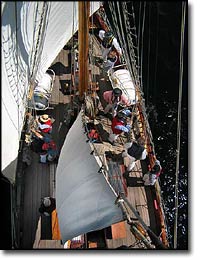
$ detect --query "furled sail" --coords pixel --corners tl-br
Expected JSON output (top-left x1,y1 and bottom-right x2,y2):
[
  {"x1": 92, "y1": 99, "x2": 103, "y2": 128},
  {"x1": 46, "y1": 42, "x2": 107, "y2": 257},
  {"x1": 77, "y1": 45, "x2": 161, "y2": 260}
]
[
  {"x1": 1, "y1": 2, "x2": 100, "y2": 182},
  {"x1": 56, "y1": 111, "x2": 124, "y2": 243}
]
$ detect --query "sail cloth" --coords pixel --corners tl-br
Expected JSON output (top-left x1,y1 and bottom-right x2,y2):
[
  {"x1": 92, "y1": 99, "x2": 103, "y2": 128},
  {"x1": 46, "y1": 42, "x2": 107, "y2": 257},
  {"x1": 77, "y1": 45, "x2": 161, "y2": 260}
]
[
  {"x1": 56, "y1": 111, "x2": 123, "y2": 243},
  {"x1": 1, "y1": 2, "x2": 100, "y2": 182}
]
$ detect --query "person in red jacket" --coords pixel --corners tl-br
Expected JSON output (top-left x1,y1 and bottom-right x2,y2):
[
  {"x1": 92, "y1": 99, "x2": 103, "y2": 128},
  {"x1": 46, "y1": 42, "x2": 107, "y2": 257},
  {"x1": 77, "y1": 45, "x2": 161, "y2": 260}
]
[
  {"x1": 108, "y1": 112, "x2": 131, "y2": 144},
  {"x1": 37, "y1": 114, "x2": 54, "y2": 134}
]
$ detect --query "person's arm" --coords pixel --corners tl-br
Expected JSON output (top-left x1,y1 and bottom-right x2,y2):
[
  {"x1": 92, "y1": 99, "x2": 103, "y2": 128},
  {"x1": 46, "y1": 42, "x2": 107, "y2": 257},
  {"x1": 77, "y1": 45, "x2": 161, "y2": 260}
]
[
  {"x1": 115, "y1": 125, "x2": 130, "y2": 133},
  {"x1": 140, "y1": 149, "x2": 147, "y2": 160},
  {"x1": 98, "y1": 30, "x2": 105, "y2": 41},
  {"x1": 112, "y1": 38, "x2": 122, "y2": 56},
  {"x1": 121, "y1": 94, "x2": 131, "y2": 106},
  {"x1": 122, "y1": 109, "x2": 132, "y2": 116},
  {"x1": 103, "y1": 91, "x2": 112, "y2": 103},
  {"x1": 31, "y1": 128, "x2": 44, "y2": 139},
  {"x1": 38, "y1": 123, "x2": 52, "y2": 130}
]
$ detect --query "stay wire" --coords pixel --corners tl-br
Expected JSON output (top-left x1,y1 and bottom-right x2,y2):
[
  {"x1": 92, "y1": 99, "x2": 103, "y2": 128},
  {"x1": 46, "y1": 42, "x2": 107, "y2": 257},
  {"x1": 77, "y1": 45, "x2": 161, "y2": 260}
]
[
  {"x1": 140, "y1": 2, "x2": 146, "y2": 92},
  {"x1": 146, "y1": 2, "x2": 151, "y2": 106},
  {"x1": 173, "y1": 1, "x2": 186, "y2": 249}
]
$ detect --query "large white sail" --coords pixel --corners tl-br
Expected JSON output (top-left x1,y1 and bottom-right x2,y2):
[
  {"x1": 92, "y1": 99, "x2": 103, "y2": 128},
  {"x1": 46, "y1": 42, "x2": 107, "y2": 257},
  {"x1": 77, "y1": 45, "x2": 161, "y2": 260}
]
[
  {"x1": 1, "y1": 2, "x2": 100, "y2": 183},
  {"x1": 56, "y1": 111, "x2": 123, "y2": 243}
]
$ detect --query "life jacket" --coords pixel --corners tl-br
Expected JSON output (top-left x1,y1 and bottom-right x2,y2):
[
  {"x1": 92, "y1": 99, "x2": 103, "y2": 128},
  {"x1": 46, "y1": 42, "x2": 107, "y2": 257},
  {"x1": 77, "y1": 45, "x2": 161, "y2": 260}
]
[
  {"x1": 111, "y1": 117, "x2": 125, "y2": 134},
  {"x1": 102, "y1": 34, "x2": 114, "y2": 48},
  {"x1": 127, "y1": 142, "x2": 145, "y2": 160}
]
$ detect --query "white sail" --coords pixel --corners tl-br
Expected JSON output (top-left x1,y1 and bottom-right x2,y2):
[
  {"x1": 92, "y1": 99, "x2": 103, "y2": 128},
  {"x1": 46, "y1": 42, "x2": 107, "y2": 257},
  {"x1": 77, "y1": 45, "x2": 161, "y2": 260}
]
[
  {"x1": 56, "y1": 111, "x2": 123, "y2": 243},
  {"x1": 1, "y1": 2, "x2": 100, "y2": 182}
]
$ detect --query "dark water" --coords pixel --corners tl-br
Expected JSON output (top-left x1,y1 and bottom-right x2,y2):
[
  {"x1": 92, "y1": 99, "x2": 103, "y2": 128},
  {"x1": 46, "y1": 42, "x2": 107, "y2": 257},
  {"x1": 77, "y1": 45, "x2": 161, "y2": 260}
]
[{"x1": 104, "y1": 1, "x2": 188, "y2": 249}]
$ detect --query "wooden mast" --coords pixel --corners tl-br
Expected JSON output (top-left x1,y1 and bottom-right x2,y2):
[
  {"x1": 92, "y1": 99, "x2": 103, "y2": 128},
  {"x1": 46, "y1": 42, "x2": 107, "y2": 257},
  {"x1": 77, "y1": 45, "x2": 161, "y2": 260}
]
[{"x1": 78, "y1": 1, "x2": 90, "y2": 97}]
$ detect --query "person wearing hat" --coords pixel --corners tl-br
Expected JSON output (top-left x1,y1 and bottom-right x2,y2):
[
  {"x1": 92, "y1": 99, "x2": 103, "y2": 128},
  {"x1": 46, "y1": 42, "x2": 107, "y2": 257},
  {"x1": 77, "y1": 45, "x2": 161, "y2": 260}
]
[
  {"x1": 37, "y1": 114, "x2": 54, "y2": 134},
  {"x1": 98, "y1": 30, "x2": 122, "y2": 62},
  {"x1": 103, "y1": 88, "x2": 131, "y2": 117},
  {"x1": 108, "y1": 111, "x2": 131, "y2": 144},
  {"x1": 39, "y1": 197, "x2": 56, "y2": 216}
]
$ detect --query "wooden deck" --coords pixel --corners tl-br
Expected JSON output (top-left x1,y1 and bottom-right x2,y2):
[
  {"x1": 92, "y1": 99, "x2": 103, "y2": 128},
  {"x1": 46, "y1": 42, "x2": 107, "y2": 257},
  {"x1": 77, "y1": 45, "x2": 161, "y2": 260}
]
[
  {"x1": 18, "y1": 35, "x2": 159, "y2": 249},
  {"x1": 20, "y1": 46, "x2": 72, "y2": 249}
]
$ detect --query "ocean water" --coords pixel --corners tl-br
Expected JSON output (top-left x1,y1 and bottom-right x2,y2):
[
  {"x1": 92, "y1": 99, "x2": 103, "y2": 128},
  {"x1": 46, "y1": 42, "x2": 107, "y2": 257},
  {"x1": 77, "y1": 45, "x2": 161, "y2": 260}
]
[{"x1": 104, "y1": 1, "x2": 188, "y2": 249}]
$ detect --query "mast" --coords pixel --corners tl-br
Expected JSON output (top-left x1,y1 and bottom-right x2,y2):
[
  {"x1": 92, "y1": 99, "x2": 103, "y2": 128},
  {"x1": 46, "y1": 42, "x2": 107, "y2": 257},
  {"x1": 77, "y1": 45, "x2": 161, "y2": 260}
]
[{"x1": 78, "y1": 1, "x2": 90, "y2": 97}]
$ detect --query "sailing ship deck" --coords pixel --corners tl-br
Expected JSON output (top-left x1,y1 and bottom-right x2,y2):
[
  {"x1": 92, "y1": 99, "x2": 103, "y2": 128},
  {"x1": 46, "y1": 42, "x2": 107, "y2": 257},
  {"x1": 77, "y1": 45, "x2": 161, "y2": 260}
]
[{"x1": 19, "y1": 35, "x2": 159, "y2": 249}]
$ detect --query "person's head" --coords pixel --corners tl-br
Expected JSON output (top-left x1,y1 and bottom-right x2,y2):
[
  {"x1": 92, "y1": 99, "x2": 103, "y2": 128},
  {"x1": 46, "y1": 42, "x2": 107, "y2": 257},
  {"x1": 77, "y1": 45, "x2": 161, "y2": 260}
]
[
  {"x1": 43, "y1": 197, "x2": 51, "y2": 207},
  {"x1": 39, "y1": 114, "x2": 50, "y2": 123},
  {"x1": 113, "y1": 88, "x2": 122, "y2": 98},
  {"x1": 137, "y1": 136, "x2": 145, "y2": 146},
  {"x1": 116, "y1": 112, "x2": 126, "y2": 122},
  {"x1": 108, "y1": 50, "x2": 117, "y2": 57},
  {"x1": 104, "y1": 31, "x2": 113, "y2": 39}
]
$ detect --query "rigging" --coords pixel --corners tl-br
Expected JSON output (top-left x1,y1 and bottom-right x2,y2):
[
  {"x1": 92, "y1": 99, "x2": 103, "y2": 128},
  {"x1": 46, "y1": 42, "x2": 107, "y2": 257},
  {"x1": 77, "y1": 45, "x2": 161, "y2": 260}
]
[{"x1": 173, "y1": 1, "x2": 186, "y2": 249}]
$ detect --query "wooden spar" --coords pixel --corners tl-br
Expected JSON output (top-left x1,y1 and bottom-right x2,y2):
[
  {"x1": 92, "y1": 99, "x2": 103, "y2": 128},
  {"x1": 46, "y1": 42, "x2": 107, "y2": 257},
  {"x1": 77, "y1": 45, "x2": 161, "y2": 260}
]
[{"x1": 78, "y1": 1, "x2": 90, "y2": 97}]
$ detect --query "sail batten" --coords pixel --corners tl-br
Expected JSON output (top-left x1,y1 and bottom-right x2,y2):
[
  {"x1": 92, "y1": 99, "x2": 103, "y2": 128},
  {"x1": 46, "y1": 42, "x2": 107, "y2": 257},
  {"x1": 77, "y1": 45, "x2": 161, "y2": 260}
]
[{"x1": 56, "y1": 111, "x2": 123, "y2": 243}]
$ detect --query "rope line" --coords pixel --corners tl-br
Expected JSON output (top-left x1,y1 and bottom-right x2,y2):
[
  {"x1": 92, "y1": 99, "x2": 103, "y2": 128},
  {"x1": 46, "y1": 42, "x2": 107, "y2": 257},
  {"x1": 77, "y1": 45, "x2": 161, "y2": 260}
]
[{"x1": 173, "y1": 1, "x2": 186, "y2": 249}]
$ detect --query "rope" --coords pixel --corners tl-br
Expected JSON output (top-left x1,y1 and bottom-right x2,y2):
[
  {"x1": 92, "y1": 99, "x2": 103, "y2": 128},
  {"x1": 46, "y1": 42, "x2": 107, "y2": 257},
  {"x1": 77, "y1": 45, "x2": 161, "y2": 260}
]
[
  {"x1": 76, "y1": 4, "x2": 169, "y2": 247},
  {"x1": 120, "y1": 194, "x2": 167, "y2": 249},
  {"x1": 153, "y1": 3, "x2": 159, "y2": 103},
  {"x1": 81, "y1": 111, "x2": 119, "y2": 198},
  {"x1": 2, "y1": 3, "x2": 29, "y2": 134},
  {"x1": 173, "y1": 1, "x2": 186, "y2": 249},
  {"x1": 27, "y1": 2, "x2": 50, "y2": 118},
  {"x1": 137, "y1": 2, "x2": 142, "y2": 79},
  {"x1": 146, "y1": 3, "x2": 151, "y2": 106},
  {"x1": 140, "y1": 2, "x2": 146, "y2": 91},
  {"x1": 30, "y1": 2, "x2": 49, "y2": 81},
  {"x1": 105, "y1": 2, "x2": 156, "y2": 155},
  {"x1": 14, "y1": 2, "x2": 20, "y2": 138},
  {"x1": 81, "y1": 109, "x2": 167, "y2": 248}
]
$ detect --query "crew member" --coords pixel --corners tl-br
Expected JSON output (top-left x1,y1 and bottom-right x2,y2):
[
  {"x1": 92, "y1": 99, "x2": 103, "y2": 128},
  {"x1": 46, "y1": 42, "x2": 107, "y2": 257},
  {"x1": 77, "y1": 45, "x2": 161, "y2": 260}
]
[
  {"x1": 103, "y1": 88, "x2": 130, "y2": 117},
  {"x1": 98, "y1": 30, "x2": 122, "y2": 61},
  {"x1": 108, "y1": 112, "x2": 131, "y2": 144}
]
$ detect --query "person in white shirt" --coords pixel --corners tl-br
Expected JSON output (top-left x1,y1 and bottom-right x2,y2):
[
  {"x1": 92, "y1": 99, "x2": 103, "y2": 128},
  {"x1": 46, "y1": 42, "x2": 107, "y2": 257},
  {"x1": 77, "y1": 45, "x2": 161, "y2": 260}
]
[
  {"x1": 122, "y1": 141, "x2": 147, "y2": 171},
  {"x1": 143, "y1": 160, "x2": 162, "y2": 186},
  {"x1": 98, "y1": 30, "x2": 122, "y2": 61}
]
